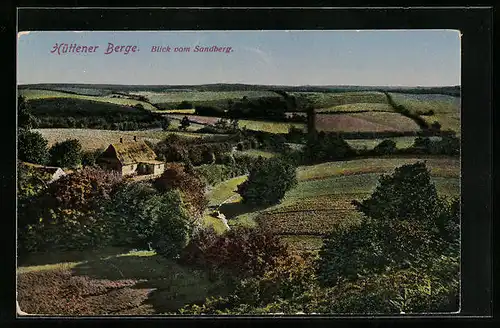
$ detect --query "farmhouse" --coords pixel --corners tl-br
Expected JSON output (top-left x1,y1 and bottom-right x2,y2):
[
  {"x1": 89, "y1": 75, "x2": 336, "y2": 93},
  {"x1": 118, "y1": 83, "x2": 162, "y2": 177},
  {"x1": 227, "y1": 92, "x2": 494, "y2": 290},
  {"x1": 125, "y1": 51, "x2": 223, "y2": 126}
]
[{"x1": 97, "y1": 137, "x2": 165, "y2": 177}]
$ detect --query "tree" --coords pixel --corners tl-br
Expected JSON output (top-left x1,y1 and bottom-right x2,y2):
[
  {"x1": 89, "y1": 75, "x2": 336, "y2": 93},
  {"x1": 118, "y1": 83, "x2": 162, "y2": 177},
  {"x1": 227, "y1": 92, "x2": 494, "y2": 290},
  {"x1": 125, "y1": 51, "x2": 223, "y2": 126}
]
[
  {"x1": 81, "y1": 148, "x2": 103, "y2": 167},
  {"x1": 18, "y1": 96, "x2": 37, "y2": 129},
  {"x1": 161, "y1": 116, "x2": 171, "y2": 131},
  {"x1": 373, "y1": 139, "x2": 397, "y2": 155},
  {"x1": 317, "y1": 162, "x2": 459, "y2": 286},
  {"x1": 180, "y1": 116, "x2": 191, "y2": 130},
  {"x1": 102, "y1": 182, "x2": 191, "y2": 255},
  {"x1": 178, "y1": 101, "x2": 193, "y2": 109},
  {"x1": 237, "y1": 157, "x2": 297, "y2": 206},
  {"x1": 214, "y1": 118, "x2": 229, "y2": 130},
  {"x1": 18, "y1": 129, "x2": 49, "y2": 165},
  {"x1": 49, "y1": 139, "x2": 82, "y2": 168},
  {"x1": 230, "y1": 118, "x2": 240, "y2": 131},
  {"x1": 431, "y1": 121, "x2": 442, "y2": 131},
  {"x1": 19, "y1": 167, "x2": 123, "y2": 252},
  {"x1": 154, "y1": 163, "x2": 208, "y2": 218}
]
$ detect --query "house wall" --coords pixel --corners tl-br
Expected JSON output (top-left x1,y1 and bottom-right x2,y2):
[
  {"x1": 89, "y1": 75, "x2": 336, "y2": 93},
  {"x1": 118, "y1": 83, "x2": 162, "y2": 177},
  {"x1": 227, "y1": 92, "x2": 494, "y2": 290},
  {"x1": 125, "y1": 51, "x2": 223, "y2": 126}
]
[
  {"x1": 153, "y1": 163, "x2": 165, "y2": 175},
  {"x1": 122, "y1": 164, "x2": 138, "y2": 176}
]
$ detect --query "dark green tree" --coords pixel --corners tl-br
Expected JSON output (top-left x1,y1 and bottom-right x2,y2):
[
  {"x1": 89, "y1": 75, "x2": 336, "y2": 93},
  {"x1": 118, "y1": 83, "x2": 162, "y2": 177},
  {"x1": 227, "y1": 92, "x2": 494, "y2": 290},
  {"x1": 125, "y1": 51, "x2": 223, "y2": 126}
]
[
  {"x1": 373, "y1": 139, "x2": 397, "y2": 155},
  {"x1": 49, "y1": 139, "x2": 82, "y2": 168},
  {"x1": 317, "y1": 162, "x2": 459, "y2": 286},
  {"x1": 18, "y1": 96, "x2": 37, "y2": 129},
  {"x1": 237, "y1": 157, "x2": 297, "y2": 206},
  {"x1": 18, "y1": 129, "x2": 49, "y2": 165},
  {"x1": 180, "y1": 116, "x2": 191, "y2": 130}
]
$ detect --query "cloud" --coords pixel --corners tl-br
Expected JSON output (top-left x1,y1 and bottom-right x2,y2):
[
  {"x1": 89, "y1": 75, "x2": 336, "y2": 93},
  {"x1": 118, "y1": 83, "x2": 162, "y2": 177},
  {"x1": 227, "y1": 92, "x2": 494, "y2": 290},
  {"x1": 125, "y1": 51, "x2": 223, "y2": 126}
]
[{"x1": 243, "y1": 46, "x2": 273, "y2": 65}]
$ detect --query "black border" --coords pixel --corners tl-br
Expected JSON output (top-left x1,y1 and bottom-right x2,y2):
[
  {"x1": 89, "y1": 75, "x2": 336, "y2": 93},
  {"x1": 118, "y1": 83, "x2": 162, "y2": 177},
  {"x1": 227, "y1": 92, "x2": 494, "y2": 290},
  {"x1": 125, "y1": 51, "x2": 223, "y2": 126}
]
[{"x1": 2, "y1": 6, "x2": 494, "y2": 327}]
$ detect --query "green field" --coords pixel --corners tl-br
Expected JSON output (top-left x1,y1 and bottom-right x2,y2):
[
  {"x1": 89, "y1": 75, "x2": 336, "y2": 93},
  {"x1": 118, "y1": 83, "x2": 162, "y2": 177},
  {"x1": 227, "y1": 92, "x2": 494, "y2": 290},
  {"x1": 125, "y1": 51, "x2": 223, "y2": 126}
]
[
  {"x1": 291, "y1": 91, "x2": 388, "y2": 108},
  {"x1": 34, "y1": 128, "x2": 219, "y2": 151},
  {"x1": 237, "y1": 149, "x2": 276, "y2": 158},
  {"x1": 345, "y1": 136, "x2": 443, "y2": 150},
  {"x1": 390, "y1": 93, "x2": 461, "y2": 133},
  {"x1": 20, "y1": 89, "x2": 157, "y2": 111},
  {"x1": 129, "y1": 90, "x2": 278, "y2": 104},
  {"x1": 214, "y1": 157, "x2": 460, "y2": 251},
  {"x1": 316, "y1": 102, "x2": 394, "y2": 113}
]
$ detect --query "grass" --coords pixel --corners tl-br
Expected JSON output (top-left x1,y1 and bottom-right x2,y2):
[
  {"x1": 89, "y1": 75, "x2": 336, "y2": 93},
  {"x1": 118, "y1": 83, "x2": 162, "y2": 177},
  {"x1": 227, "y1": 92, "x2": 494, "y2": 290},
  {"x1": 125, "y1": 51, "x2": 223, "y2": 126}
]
[
  {"x1": 202, "y1": 214, "x2": 229, "y2": 234},
  {"x1": 389, "y1": 93, "x2": 461, "y2": 133},
  {"x1": 316, "y1": 102, "x2": 394, "y2": 113},
  {"x1": 213, "y1": 157, "x2": 460, "y2": 251},
  {"x1": 207, "y1": 175, "x2": 247, "y2": 207},
  {"x1": 238, "y1": 119, "x2": 306, "y2": 134},
  {"x1": 291, "y1": 91, "x2": 388, "y2": 108},
  {"x1": 296, "y1": 157, "x2": 460, "y2": 181},
  {"x1": 17, "y1": 247, "x2": 230, "y2": 315},
  {"x1": 165, "y1": 115, "x2": 306, "y2": 134},
  {"x1": 345, "y1": 137, "x2": 421, "y2": 150},
  {"x1": 34, "y1": 128, "x2": 218, "y2": 151},
  {"x1": 237, "y1": 149, "x2": 276, "y2": 158},
  {"x1": 129, "y1": 90, "x2": 277, "y2": 104},
  {"x1": 20, "y1": 89, "x2": 157, "y2": 111}
]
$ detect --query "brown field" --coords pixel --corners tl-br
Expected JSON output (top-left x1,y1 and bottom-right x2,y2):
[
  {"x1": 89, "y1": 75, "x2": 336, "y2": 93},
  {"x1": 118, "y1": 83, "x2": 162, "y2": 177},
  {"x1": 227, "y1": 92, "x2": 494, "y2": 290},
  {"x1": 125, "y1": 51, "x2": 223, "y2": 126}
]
[{"x1": 315, "y1": 112, "x2": 421, "y2": 132}]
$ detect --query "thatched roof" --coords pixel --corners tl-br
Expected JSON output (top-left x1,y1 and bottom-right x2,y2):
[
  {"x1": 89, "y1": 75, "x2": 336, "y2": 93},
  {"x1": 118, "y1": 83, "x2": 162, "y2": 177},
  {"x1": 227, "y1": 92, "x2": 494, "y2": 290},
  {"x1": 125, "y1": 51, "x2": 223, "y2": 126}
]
[{"x1": 104, "y1": 141, "x2": 158, "y2": 165}]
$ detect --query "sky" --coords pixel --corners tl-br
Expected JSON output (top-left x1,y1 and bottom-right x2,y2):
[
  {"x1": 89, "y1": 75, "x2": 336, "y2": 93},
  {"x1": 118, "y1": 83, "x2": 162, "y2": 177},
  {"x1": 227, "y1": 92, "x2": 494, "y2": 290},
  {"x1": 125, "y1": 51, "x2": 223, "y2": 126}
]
[{"x1": 17, "y1": 30, "x2": 461, "y2": 86}]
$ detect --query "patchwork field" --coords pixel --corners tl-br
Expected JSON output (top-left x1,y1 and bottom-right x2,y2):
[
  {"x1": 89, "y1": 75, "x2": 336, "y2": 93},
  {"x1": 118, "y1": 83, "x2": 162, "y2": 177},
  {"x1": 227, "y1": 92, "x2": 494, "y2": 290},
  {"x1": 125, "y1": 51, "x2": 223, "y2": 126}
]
[
  {"x1": 315, "y1": 112, "x2": 421, "y2": 133},
  {"x1": 291, "y1": 91, "x2": 388, "y2": 108},
  {"x1": 390, "y1": 93, "x2": 461, "y2": 133},
  {"x1": 129, "y1": 90, "x2": 278, "y2": 104},
  {"x1": 34, "y1": 128, "x2": 217, "y2": 151},
  {"x1": 345, "y1": 137, "x2": 443, "y2": 150},
  {"x1": 20, "y1": 89, "x2": 157, "y2": 111},
  {"x1": 316, "y1": 102, "x2": 394, "y2": 113},
  {"x1": 218, "y1": 157, "x2": 459, "y2": 251},
  {"x1": 166, "y1": 114, "x2": 306, "y2": 134}
]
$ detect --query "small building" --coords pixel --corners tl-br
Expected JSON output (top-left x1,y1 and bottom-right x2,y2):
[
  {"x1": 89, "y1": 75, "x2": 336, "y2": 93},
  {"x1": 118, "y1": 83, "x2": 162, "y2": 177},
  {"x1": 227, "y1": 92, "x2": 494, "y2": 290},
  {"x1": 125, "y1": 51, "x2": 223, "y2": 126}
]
[{"x1": 97, "y1": 137, "x2": 165, "y2": 177}]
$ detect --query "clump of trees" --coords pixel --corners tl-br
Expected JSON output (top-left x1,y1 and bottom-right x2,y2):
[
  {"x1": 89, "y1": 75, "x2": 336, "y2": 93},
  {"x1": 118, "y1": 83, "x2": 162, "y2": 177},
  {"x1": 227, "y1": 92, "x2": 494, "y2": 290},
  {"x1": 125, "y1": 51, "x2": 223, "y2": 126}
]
[
  {"x1": 154, "y1": 163, "x2": 208, "y2": 218},
  {"x1": 18, "y1": 129, "x2": 49, "y2": 165},
  {"x1": 237, "y1": 157, "x2": 297, "y2": 206},
  {"x1": 49, "y1": 139, "x2": 82, "y2": 168},
  {"x1": 303, "y1": 131, "x2": 355, "y2": 163}
]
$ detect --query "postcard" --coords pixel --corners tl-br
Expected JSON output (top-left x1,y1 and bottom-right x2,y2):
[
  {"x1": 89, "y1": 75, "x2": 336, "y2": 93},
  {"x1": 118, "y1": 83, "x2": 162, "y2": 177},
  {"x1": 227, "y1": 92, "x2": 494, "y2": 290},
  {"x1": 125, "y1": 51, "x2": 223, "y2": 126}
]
[{"x1": 16, "y1": 29, "x2": 461, "y2": 316}]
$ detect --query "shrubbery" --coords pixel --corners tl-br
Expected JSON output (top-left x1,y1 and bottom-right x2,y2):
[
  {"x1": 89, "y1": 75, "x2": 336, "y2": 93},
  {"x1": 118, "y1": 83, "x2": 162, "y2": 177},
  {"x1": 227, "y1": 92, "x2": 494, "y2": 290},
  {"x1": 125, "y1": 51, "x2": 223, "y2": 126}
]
[
  {"x1": 154, "y1": 163, "x2": 208, "y2": 218},
  {"x1": 178, "y1": 226, "x2": 288, "y2": 279},
  {"x1": 237, "y1": 157, "x2": 297, "y2": 206},
  {"x1": 49, "y1": 139, "x2": 82, "y2": 168},
  {"x1": 18, "y1": 129, "x2": 49, "y2": 165},
  {"x1": 317, "y1": 162, "x2": 459, "y2": 298}
]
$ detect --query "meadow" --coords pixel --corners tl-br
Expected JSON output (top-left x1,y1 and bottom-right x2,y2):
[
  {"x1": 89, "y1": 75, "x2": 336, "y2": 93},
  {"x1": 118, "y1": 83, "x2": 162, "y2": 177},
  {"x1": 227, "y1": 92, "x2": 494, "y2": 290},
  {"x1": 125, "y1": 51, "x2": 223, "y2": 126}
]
[
  {"x1": 218, "y1": 156, "x2": 459, "y2": 252},
  {"x1": 290, "y1": 91, "x2": 388, "y2": 108},
  {"x1": 389, "y1": 92, "x2": 461, "y2": 133},
  {"x1": 20, "y1": 89, "x2": 157, "y2": 111},
  {"x1": 129, "y1": 90, "x2": 278, "y2": 104}
]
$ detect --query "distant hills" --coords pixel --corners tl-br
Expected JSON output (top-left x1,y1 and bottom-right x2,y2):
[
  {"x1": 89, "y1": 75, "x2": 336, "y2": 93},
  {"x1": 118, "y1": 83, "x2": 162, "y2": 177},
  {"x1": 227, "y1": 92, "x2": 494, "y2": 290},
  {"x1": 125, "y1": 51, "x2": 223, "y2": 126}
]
[{"x1": 18, "y1": 83, "x2": 461, "y2": 96}]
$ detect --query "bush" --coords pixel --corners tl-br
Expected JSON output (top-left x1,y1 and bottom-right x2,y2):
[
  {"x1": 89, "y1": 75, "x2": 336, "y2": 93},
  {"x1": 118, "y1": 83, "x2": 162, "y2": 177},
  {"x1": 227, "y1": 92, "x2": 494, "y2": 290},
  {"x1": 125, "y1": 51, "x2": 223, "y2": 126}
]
[
  {"x1": 373, "y1": 139, "x2": 397, "y2": 155},
  {"x1": 18, "y1": 167, "x2": 123, "y2": 252},
  {"x1": 18, "y1": 129, "x2": 49, "y2": 165},
  {"x1": 179, "y1": 226, "x2": 288, "y2": 279},
  {"x1": 317, "y1": 162, "x2": 459, "y2": 286},
  {"x1": 49, "y1": 139, "x2": 82, "y2": 168},
  {"x1": 154, "y1": 163, "x2": 208, "y2": 217},
  {"x1": 237, "y1": 157, "x2": 297, "y2": 206},
  {"x1": 178, "y1": 100, "x2": 193, "y2": 109},
  {"x1": 81, "y1": 149, "x2": 104, "y2": 167}
]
